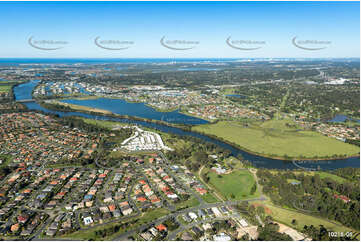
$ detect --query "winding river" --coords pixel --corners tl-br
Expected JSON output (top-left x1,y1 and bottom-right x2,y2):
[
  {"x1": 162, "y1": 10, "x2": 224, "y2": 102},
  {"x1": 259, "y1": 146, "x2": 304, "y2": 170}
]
[
  {"x1": 13, "y1": 80, "x2": 360, "y2": 170},
  {"x1": 61, "y1": 98, "x2": 208, "y2": 125}
]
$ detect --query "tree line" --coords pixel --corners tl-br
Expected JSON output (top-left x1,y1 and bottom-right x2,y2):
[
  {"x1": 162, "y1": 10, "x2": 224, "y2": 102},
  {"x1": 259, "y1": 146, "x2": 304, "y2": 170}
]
[{"x1": 257, "y1": 169, "x2": 360, "y2": 230}]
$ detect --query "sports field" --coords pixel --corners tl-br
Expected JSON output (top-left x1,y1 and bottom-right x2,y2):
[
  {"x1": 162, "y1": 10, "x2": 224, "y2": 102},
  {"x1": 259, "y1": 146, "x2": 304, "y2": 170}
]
[
  {"x1": 193, "y1": 120, "x2": 360, "y2": 159},
  {"x1": 205, "y1": 169, "x2": 259, "y2": 200}
]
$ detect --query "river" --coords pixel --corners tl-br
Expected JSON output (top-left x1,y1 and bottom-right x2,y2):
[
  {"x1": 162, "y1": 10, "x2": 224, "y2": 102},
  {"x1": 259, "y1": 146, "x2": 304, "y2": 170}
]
[
  {"x1": 13, "y1": 80, "x2": 360, "y2": 170},
  {"x1": 61, "y1": 98, "x2": 208, "y2": 125},
  {"x1": 329, "y1": 114, "x2": 360, "y2": 124}
]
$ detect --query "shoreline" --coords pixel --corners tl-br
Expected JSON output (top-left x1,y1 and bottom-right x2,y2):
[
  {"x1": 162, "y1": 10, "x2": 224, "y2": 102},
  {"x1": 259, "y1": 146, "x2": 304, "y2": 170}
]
[
  {"x1": 145, "y1": 103, "x2": 178, "y2": 113},
  {"x1": 48, "y1": 95, "x2": 189, "y2": 114},
  {"x1": 191, "y1": 129, "x2": 360, "y2": 161},
  {"x1": 39, "y1": 100, "x2": 359, "y2": 162},
  {"x1": 178, "y1": 109, "x2": 215, "y2": 122},
  {"x1": 44, "y1": 100, "x2": 113, "y2": 115},
  {"x1": 38, "y1": 100, "x2": 194, "y2": 131},
  {"x1": 68, "y1": 95, "x2": 179, "y2": 113}
]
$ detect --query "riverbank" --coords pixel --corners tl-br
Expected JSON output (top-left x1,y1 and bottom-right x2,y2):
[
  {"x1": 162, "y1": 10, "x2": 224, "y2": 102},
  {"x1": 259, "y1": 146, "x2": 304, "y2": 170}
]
[
  {"x1": 8, "y1": 81, "x2": 28, "y2": 101},
  {"x1": 145, "y1": 104, "x2": 178, "y2": 113},
  {"x1": 38, "y1": 99, "x2": 361, "y2": 162},
  {"x1": 84, "y1": 96, "x2": 179, "y2": 113},
  {"x1": 192, "y1": 120, "x2": 360, "y2": 161},
  {"x1": 43, "y1": 99, "x2": 360, "y2": 162},
  {"x1": 44, "y1": 100, "x2": 113, "y2": 115},
  {"x1": 67, "y1": 95, "x2": 100, "y2": 100},
  {"x1": 18, "y1": 101, "x2": 360, "y2": 169},
  {"x1": 178, "y1": 109, "x2": 214, "y2": 122},
  {"x1": 39, "y1": 100, "x2": 195, "y2": 131},
  {"x1": 12, "y1": 80, "x2": 360, "y2": 169},
  {"x1": 54, "y1": 94, "x2": 192, "y2": 113}
]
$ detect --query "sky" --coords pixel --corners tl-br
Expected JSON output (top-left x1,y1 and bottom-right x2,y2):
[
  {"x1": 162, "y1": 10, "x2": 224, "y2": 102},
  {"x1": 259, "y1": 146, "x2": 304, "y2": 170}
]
[{"x1": 0, "y1": 1, "x2": 359, "y2": 58}]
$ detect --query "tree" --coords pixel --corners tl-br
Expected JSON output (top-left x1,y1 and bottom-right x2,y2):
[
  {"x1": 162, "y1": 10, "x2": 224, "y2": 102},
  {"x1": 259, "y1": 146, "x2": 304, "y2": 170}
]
[
  {"x1": 256, "y1": 206, "x2": 265, "y2": 216},
  {"x1": 250, "y1": 182, "x2": 257, "y2": 195},
  {"x1": 257, "y1": 223, "x2": 291, "y2": 241},
  {"x1": 240, "y1": 233, "x2": 250, "y2": 241},
  {"x1": 237, "y1": 154, "x2": 244, "y2": 161}
]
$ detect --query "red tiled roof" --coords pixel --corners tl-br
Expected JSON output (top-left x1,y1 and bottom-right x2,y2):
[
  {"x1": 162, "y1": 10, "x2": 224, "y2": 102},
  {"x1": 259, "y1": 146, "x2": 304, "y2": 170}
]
[
  {"x1": 137, "y1": 197, "x2": 147, "y2": 202},
  {"x1": 156, "y1": 224, "x2": 167, "y2": 231}
]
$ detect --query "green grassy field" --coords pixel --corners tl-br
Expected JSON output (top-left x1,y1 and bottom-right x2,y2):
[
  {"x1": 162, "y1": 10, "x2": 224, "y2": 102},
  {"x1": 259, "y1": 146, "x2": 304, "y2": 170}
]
[
  {"x1": 316, "y1": 171, "x2": 350, "y2": 183},
  {"x1": 201, "y1": 192, "x2": 220, "y2": 203},
  {"x1": 193, "y1": 120, "x2": 359, "y2": 159},
  {"x1": 286, "y1": 179, "x2": 301, "y2": 184},
  {"x1": 254, "y1": 201, "x2": 357, "y2": 236},
  {"x1": 206, "y1": 169, "x2": 259, "y2": 200},
  {"x1": 220, "y1": 88, "x2": 237, "y2": 95},
  {"x1": 176, "y1": 197, "x2": 200, "y2": 209},
  {"x1": 293, "y1": 171, "x2": 349, "y2": 183},
  {"x1": 0, "y1": 155, "x2": 11, "y2": 167},
  {"x1": 271, "y1": 170, "x2": 350, "y2": 184},
  {"x1": 79, "y1": 117, "x2": 127, "y2": 129},
  {"x1": 0, "y1": 85, "x2": 12, "y2": 92}
]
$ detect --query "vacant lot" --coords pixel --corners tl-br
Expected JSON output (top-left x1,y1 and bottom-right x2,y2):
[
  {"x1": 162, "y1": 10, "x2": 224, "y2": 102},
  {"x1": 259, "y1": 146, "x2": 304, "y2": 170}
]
[
  {"x1": 205, "y1": 169, "x2": 259, "y2": 200},
  {"x1": 201, "y1": 193, "x2": 220, "y2": 203},
  {"x1": 193, "y1": 120, "x2": 359, "y2": 159},
  {"x1": 79, "y1": 117, "x2": 126, "y2": 129},
  {"x1": 255, "y1": 202, "x2": 357, "y2": 236},
  {"x1": 293, "y1": 171, "x2": 349, "y2": 183}
]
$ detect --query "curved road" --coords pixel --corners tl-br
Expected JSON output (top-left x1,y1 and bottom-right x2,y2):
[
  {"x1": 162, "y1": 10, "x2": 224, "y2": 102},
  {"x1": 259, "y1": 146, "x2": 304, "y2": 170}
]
[{"x1": 112, "y1": 196, "x2": 266, "y2": 241}]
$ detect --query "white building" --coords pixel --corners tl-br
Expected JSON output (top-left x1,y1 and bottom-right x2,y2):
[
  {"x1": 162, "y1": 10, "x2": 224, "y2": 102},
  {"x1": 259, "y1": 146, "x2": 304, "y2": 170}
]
[
  {"x1": 188, "y1": 212, "x2": 198, "y2": 220},
  {"x1": 120, "y1": 126, "x2": 173, "y2": 151},
  {"x1": 213, "y1": 232, "x2": 231, "y2": 241},
  {"x1": 238, "y1": 219, "x2": 249, "y2": 227},
  {"x1": 211, "y1": 207, "x2": 222, "y2": 217},
  {"x1": 83, "y1": 216, "x2": 93, "y2": 225}
]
